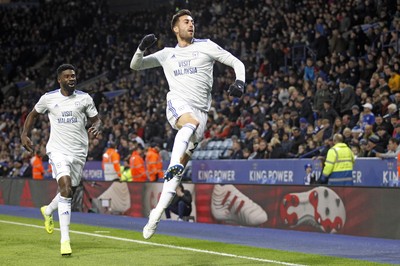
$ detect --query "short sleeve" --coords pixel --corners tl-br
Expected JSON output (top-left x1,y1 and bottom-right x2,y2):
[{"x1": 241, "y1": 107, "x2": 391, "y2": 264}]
[
  {"x1": 34, "y1": 95, "x2": 48, "y2": 114},
  {"x1": 85, "y1": 95, "x2": 98, "y2": 118}
]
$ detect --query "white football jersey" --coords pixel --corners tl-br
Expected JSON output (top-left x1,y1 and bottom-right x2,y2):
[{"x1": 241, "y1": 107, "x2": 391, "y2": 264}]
[
  {"x1": 34, "y1": 89, "x2": 98, "y2": 159},
  {"x1": 130, "y1": 39, "x2": 245, "y2": 112}
]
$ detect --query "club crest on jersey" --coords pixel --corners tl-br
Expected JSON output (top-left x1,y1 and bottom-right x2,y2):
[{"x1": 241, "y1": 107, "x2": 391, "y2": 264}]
[
  {"x1": 75, "y1": 102, "x2": 80, "y2": 107},
  {"x1": 192, "y1": 51, "x2": 199, "y2": 57}
]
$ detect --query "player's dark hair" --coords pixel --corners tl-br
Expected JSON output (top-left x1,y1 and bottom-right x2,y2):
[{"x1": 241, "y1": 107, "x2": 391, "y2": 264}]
[
  {"x1": 57, "y1": 64, "x2": 75, "y2": 77},
  {"x1": 171, "y1": 9, "x2": 192, "y2": 31}
]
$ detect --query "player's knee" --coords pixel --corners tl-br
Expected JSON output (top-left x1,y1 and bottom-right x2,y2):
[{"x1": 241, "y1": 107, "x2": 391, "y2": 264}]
[
  {"x1": 183, "y1": 122, "x2": 199, "y2": 132},
  {"x1": 59, "y1": 186, "x2": 73, "y2": 198}
]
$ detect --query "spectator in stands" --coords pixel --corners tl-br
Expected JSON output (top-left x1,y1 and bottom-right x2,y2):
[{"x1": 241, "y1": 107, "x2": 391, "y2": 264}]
[
  {"x1": 303, "y1": 58, "x2": 316, "y2": 83},
  {"x1": 362, "y1": 124, "x2": 376, "y2": 142},
  {"x1": 165, "y1": 183, "x2": 192, "y2": 221},
  {"x1": 288, "y1": 127, "x2": 305, "y2": 158},
  {"x1": 385, "y1": 103, "x2": 398, "y2": 122},
  {"x1": 358, "y1": 139, "x2": 369, "y2": 157},
  {"x1": 377, "y1": 95, "x2": 392, "y2": 117},
  {"x1": 339, "y1": 78, "x2": 356, "y2": 117},
  {"x1": 129, "y1": 131, "x2": 145, "y2": 149},
  {"x1": 260, "y1": 121, "x2": 273, "y2": 143},
  {"x1": 313, "y1": 77, "x2": 331, "y2": 115},
  {"x1": 8, "y1": 158, "x2": 32, "y2": 178},
  {"x1": 377, "y1": 73, "x2": 391, "y2": 95},
  {"x1": 228, "y1": 139, "x2": 244, "y2": 160},
  {"x1": 366, "y1": 135, "x2": 386, "y2": 157},
  {"x1": 315, "y1": 119, "x2": 333, "y2": 143},
  {"x1": 350, "y1": 126, "x2": 363, "y2": 147},
  {"x1": 392, "y1": 92, "x2": 400, "y2": 109},
  {"x1": 304, "y1": 163, "x2": 316, "y2": 185},
  {"x1": 375, "y1": 138, "x2": 400, "y2": 159},
  {"x1": 295, "y1": 144, "x2": 307, "y2": 158},
  {"x1": 268, "y1": 137, "x2": 286, "y2": 159},
  {"x1": 361, "y1": 103, "x2": 375, "y2": 129},
  {"x1": 376, "y1": 125, "x2": 390, "y2": 148},
  {"x1": 250, "y1": 104, "x2": 265, "y2": 129},
  {"x1": 320, "y1": 100, "x2": 339, "y2": 125},
  {"x1": 349, "y1": 105, "x2": 361, "y2": 128},
  {"x1": 384, "y1": 64, "x2": 400, "y2": 93},
  {"x1": 393, "y1": 123, "x2": 400, "y2": 140},
  {"x1": 257, "y1": 139, "x2": 268, "y2": 159},
  {"x1": 332, "y1": 117, "x2": 345, "y2": 135},
  {"x1": 88, "y1": 138, "x2": 105, "y2": 161},
  {"x1": 242, "y1": 125, "x2": 256, "y2": 151},
  {"x1": 214, "y1": 115, "x2": 233, "y2": 140},
  {"x1": 295, "y1": 94, "x2": 314, "y2": 125}
]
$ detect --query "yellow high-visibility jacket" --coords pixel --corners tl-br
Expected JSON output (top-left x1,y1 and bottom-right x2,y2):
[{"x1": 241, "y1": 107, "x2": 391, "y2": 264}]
[{"x1": 322, "y1": 143, "x2": 354, "y2": 184}]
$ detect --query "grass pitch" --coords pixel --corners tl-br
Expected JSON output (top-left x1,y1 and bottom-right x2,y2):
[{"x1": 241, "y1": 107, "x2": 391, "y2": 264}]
[{"x1": 0, "y1": 215, "x2": 388, "y2": 266}]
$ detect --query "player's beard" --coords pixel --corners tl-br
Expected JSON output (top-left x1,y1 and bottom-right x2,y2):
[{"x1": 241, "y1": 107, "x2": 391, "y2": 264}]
[
  {"x1": 61, "y1": 81, "x2": 76, "y2": 95},
  {"x1": 179, "y1": 30, "x2": 194, "y2": 44}
]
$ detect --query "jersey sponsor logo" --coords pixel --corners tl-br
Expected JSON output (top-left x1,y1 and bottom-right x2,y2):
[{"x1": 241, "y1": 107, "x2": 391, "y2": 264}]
[
  {"x1": 58, "y1": 110, "x2": 78, "y2": 123},
  {"x1": 173, "y1": 67, "x2": 198, "y2": 76},
  {"x1": 174, "y1": 59, "x2": 197, "y2": 76}
]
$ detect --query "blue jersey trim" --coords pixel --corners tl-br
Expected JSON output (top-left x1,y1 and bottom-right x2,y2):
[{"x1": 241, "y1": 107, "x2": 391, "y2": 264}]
[
  {"x1": 75, "y1": 90, "x2": 86, "y2": 95},
  {"x1": 193, "y1": 38, "x2": 208, "y2": 42},
  {"x1": 46, "y1": 89, "x2": 59, "y2": 95}
]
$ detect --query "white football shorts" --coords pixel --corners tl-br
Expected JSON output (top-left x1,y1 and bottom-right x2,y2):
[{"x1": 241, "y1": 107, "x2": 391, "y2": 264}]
[
  {"x1": 48, "y1": 152, "x2": 85, "y2": 187},
  {"x1": 166, "y1": 98, "x2": 208, "y2": 155}
]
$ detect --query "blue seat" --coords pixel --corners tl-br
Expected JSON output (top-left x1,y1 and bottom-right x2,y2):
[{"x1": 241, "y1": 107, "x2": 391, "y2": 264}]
[
  {"x1": 206, "y1": 140, "x2": 217, "y2": 150},
  {"x1": 221, "y1": 138, "x2": 233, "y2": 150}
]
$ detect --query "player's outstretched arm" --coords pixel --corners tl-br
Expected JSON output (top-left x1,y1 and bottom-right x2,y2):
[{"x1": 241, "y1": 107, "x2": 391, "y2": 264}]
[{"x1": 130, "y1": 34, "x2": 160, "y2": 71}]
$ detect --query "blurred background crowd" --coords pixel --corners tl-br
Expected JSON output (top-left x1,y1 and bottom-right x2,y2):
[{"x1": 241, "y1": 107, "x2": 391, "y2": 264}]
[{"x1": 1, "y1": 0, "x2": 400, "y2": 178}]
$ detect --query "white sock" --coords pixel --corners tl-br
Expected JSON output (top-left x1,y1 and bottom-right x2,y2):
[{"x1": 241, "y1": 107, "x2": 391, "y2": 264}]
[
  {"x1": 169, "y1": 123, "x2": 196, "y2": 167},
  {"x1": 154, "y1": 176, "x2": 181, "y2": 215},
  {"x1": 45, "y1": 193, "x2": 60, "y2": 216},
  {"x1": 58, "y1": 196, "x2": 72, "y2": 242}
]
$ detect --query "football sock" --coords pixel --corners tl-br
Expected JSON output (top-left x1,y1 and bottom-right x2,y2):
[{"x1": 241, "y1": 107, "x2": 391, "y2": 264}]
[
  {"x1": 58, "y1": 196, "x2": 72, "y2": 242},
  {"x1": 45, "y1": 193, "x2": 60, "y2": 216},
  {"x1": 154, "y1": 176, "x2": 181, "y2": 214},
  {"x1": 169, "y1": 123, "x2": 196, "y2": 167}
]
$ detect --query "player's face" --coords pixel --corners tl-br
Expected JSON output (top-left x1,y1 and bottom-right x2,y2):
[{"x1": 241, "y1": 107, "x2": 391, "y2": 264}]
[
  {"x1": 58, "y1": 69, "x2": 76, "y2": 95},
  {"x1": 175, "y1": 15, "x2": 195, "y2": 41}
]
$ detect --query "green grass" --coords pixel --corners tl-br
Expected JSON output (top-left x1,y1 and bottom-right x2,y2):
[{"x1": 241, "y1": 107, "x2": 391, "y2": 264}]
[{"x1": 0, "y1": 215, "x2": 388, "y2": 266}]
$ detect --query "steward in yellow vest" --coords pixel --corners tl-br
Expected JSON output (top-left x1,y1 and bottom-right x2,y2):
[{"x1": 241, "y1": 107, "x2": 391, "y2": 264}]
[{"x1": 320, "y1": 133, "x2": 355, "y2": 186}]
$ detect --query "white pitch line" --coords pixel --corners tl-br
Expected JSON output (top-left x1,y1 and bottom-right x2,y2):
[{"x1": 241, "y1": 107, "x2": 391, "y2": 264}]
[{"x1": 0, "y1": 220, "x2": 306, "y2": 266}]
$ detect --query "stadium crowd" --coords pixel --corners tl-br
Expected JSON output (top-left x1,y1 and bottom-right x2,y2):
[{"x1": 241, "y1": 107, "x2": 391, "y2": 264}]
[{"x1": 1, "y1": 0, "x2": 400, "y2": 178}]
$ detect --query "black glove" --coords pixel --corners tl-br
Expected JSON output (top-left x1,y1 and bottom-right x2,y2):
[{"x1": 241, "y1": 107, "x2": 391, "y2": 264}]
[
  {"x1": 228, "y1": 80, "x2": 245, "y2": 97},
  {"x1": 138, "y1": 34, "x2": 157, "y2": 51}
]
